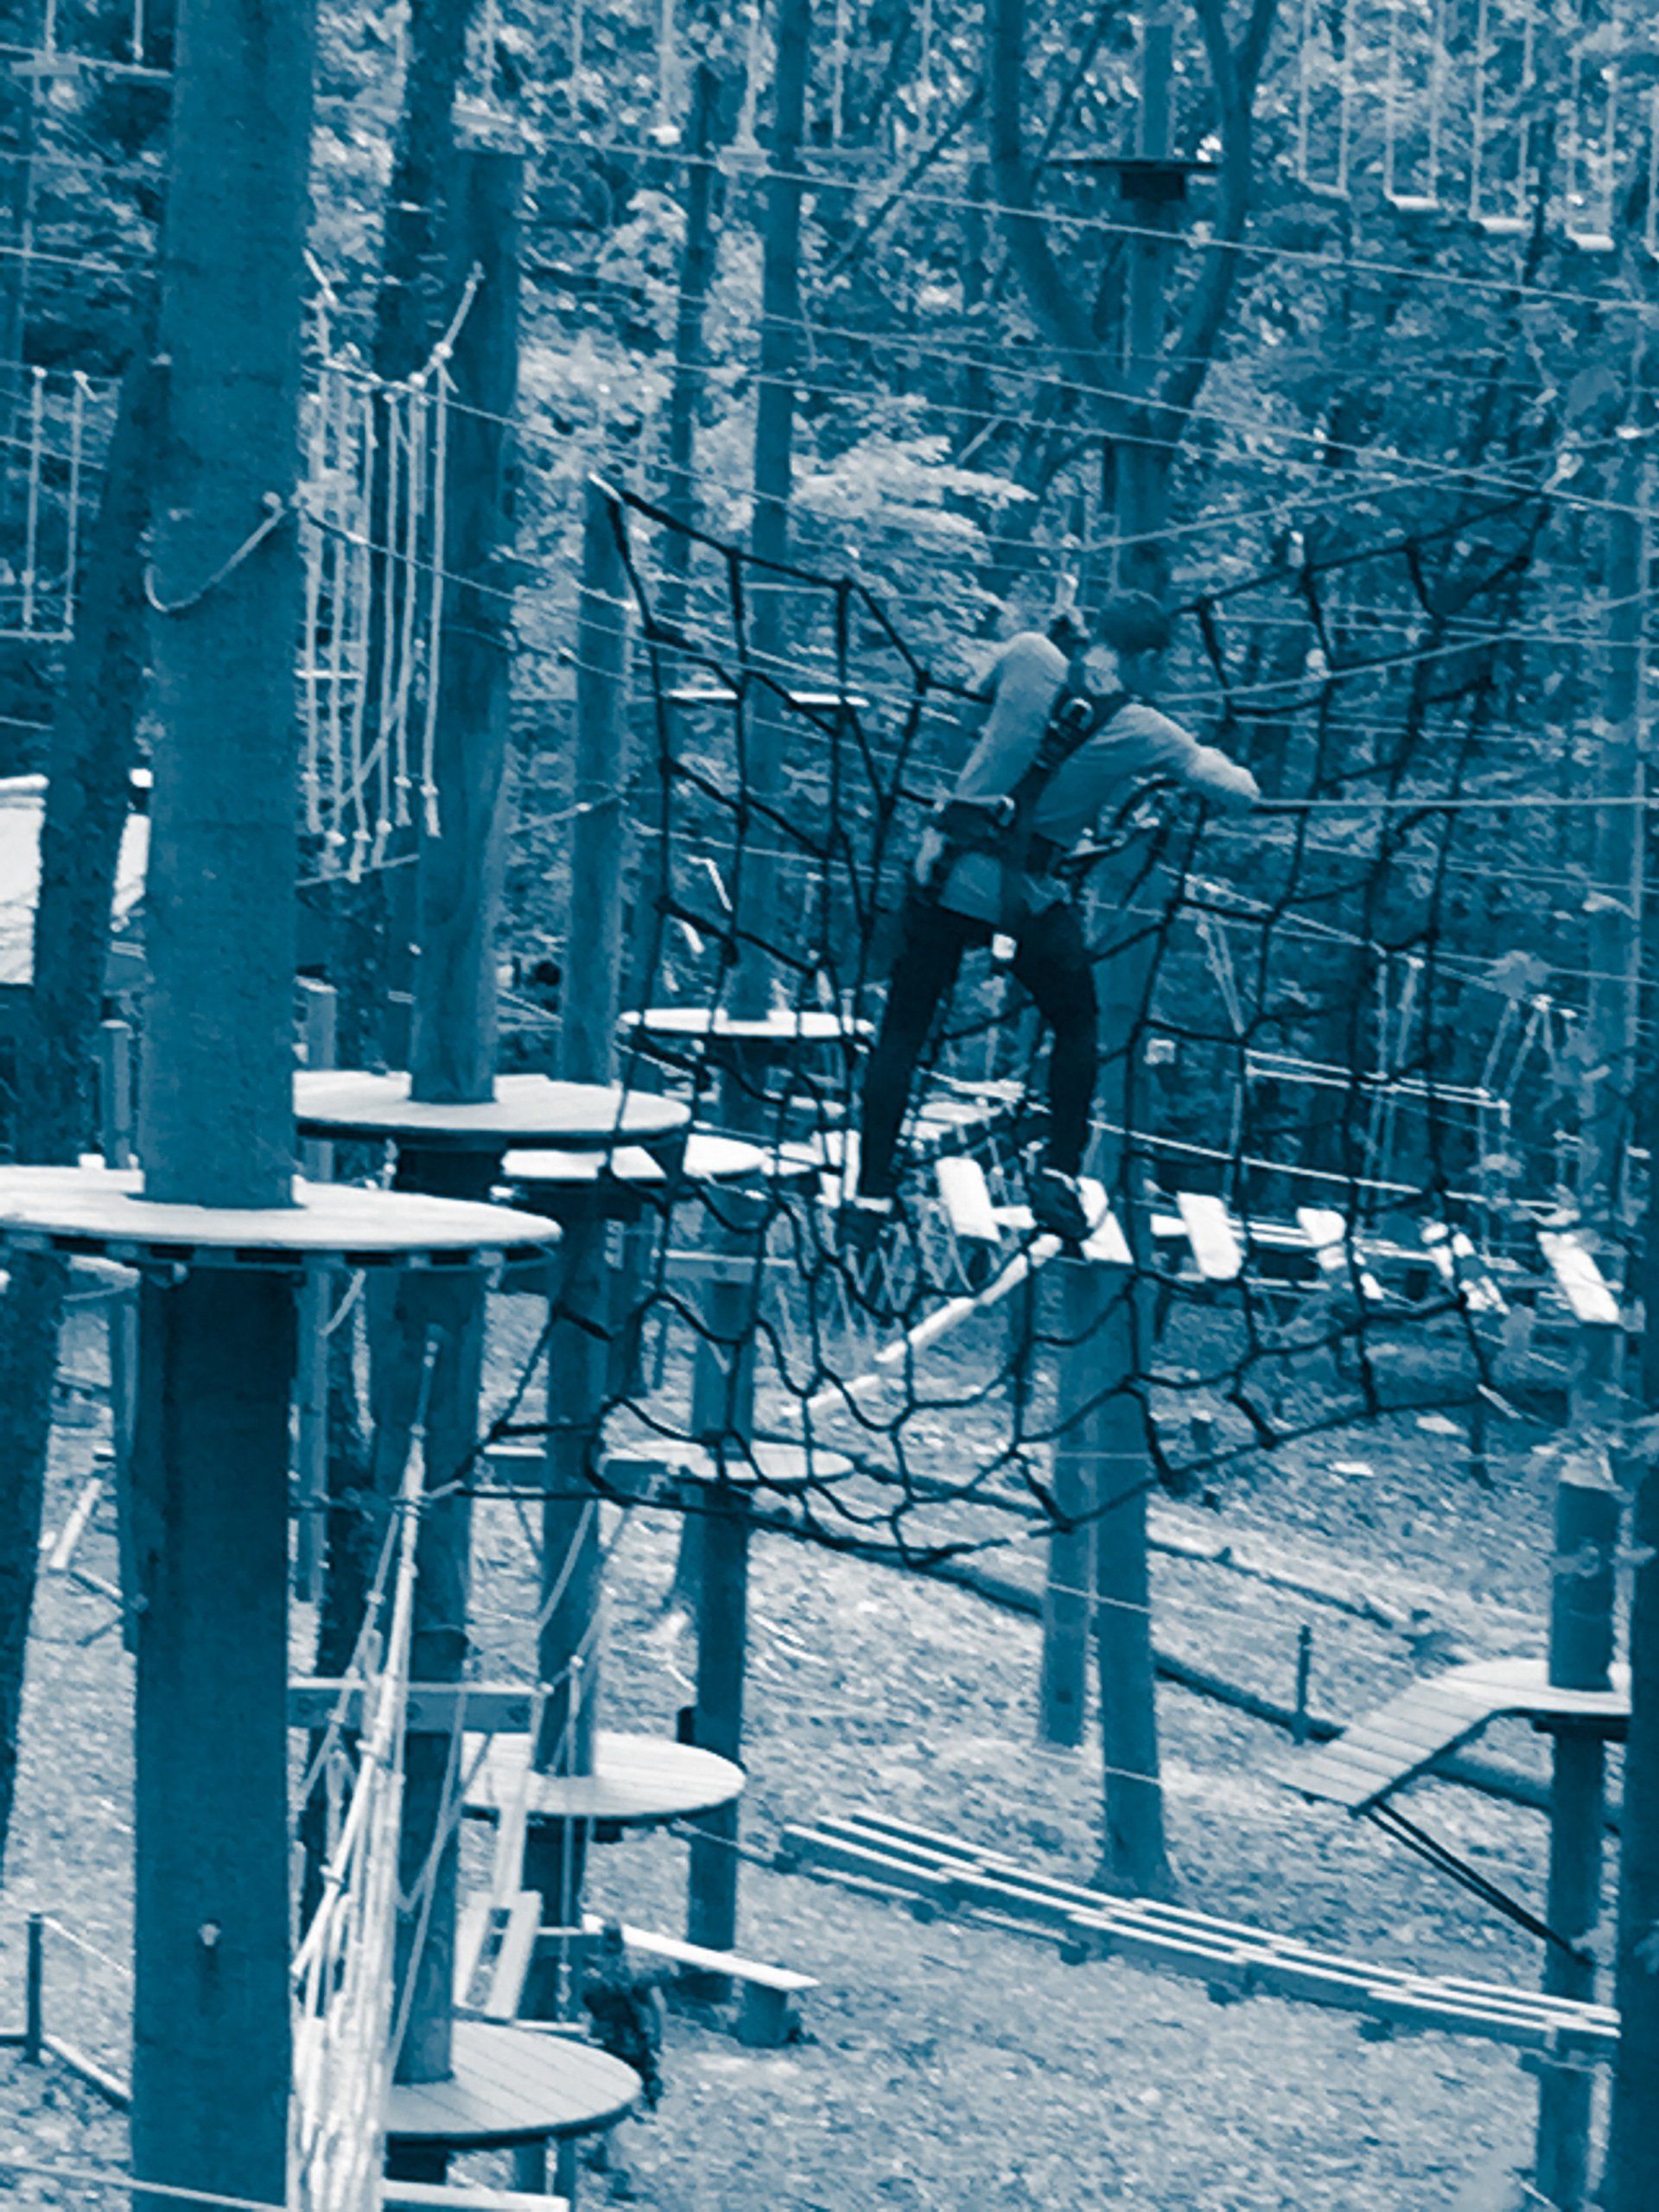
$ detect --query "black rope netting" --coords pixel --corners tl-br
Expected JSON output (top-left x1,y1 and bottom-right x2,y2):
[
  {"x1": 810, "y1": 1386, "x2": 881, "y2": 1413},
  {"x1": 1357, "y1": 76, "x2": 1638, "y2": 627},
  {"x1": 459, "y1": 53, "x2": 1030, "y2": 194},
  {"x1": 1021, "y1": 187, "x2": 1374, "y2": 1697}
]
[{"x1": 493, "y1": 461, "x2": 1643, "y2": 1573}]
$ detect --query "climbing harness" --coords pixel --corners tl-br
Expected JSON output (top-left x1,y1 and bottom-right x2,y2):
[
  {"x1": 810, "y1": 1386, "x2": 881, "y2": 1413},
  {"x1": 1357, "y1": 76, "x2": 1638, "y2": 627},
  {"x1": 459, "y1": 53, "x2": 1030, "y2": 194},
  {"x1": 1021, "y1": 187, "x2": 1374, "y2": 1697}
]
[{"x1": 918, "y1": 683, "x2": 1133, "y2": 927}]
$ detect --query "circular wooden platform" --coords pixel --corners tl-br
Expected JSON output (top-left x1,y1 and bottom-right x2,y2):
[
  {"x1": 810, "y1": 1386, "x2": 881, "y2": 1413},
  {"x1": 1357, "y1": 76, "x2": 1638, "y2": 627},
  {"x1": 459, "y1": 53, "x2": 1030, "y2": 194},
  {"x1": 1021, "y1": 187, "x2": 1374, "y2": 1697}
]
[
  {"x1": 501, "y1": 1132, "x2": 769, "y2": 1189},
  {"x1": 622, "y1": 1007, "x2": 868, "y2": 1046},
  {"x1": 385, "y1": 2018, "x2": 639, "y2": 2152},
  {"x1": 463, "y1": 1729, "x2": 744, "y2": 1830},
  {"x1": 295, "y1": 1071, "x2": 690, "y2": 1153},
  {"x1": 0, "y1": 1166, "x2": 561, "y2": 1270}
]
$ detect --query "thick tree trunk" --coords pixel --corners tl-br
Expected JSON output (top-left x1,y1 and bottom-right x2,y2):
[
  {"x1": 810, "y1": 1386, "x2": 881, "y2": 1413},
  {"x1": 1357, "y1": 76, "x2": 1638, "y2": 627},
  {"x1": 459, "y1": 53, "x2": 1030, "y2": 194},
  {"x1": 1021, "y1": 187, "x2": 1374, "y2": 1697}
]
[
  {"x1": 0, "y1": 344, "x2": 157, "y2": 1879},
  {"x1": 1603, "y1": 1071, "x2": 1659, "y2": 2209}
]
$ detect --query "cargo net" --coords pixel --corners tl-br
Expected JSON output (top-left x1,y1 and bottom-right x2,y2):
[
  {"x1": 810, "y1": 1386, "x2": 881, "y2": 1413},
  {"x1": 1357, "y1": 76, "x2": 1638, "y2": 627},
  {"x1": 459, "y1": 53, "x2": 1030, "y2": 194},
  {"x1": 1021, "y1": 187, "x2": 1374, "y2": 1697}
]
[{"x1": 553, "y1": 473, "x2": 1627, "y2": 1565}]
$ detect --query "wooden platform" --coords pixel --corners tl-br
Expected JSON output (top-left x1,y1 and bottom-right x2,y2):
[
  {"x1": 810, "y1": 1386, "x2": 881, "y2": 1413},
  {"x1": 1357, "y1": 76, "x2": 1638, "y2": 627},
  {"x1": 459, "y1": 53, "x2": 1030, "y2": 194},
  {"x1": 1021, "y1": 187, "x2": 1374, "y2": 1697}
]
[
  {"x1": 385, "y1": 2018, "x2": 638, "y2": 2152},
  {"x1": 463, "y1": 1730, "x2": 745, "y2": 1832},
  {"x1": 0, "y1": 1166, "x2": 560, "y2": 1270},
  {"x1": 382, "y1": 2184, "x2": 570, "y2": 2212},
  {"x1": 779, "y1": 1808, "x2": 1618, "y2": 2060},
  {"x1": 295, "y1": 1070, "x2": 690, "y2": 1152},
  {"x1": 1279, "y1": 1657, "x2": 1631, "y2": 1815}
]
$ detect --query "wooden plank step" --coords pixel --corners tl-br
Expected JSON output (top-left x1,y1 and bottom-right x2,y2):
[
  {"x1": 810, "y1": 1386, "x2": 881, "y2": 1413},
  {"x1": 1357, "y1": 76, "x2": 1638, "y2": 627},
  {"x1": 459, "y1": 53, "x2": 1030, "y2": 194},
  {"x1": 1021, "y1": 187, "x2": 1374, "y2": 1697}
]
[
  {"x1": 1537, "y1": 1230, "x2": 1622, "y2": 1327},
  {"x1": 1175, "y1": 1192, "x2": 1243, "y2": 1281},
  {"x1": 454, "y1": 1897, "x2": 495, "y2": 2009},
  {"x1": 485, "y1": 1891, "x2": 542, "y2": 2020},
  {"x1": 1420, "y1": 1222, "x2": 1505, "y2": 1315},
  {"x1": 1296, "y1": 1207, "x2": 1385, "y2": 1303},
  {"x1": 615, "y1": 1925, "x2": 818, "y2": 1993},
  {"x1": 934, "y1": 1154, "x2": 1004, "y2": 1247}
]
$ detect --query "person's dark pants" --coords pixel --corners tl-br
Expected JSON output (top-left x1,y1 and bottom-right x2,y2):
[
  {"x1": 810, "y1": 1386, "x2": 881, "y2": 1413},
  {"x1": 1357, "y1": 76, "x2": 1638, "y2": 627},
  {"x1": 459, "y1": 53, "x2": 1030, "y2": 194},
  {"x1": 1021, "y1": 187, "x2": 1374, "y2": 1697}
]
[{"x1": 857, "y1": 892, "x2": 1098, "y2": 1199}]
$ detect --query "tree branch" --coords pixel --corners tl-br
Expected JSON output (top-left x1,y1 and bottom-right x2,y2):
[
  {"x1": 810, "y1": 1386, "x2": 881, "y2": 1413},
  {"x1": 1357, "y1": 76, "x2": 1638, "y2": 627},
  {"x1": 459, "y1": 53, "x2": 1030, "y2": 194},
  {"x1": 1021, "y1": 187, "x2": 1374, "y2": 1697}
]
[
  {"x1": 1154, "y1": 0, "x2": 1281, "y2": 428},
  {"x1": 984, "y1": 0, "x2": 1128, "y2": 435}
]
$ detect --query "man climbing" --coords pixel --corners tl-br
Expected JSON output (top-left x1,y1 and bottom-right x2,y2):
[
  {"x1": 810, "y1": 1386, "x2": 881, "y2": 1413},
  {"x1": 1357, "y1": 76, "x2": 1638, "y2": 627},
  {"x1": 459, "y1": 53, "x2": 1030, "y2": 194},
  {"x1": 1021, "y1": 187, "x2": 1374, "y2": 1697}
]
[{"x1": 849, "y1": 591, "x2": 1260, "y2": 1244}]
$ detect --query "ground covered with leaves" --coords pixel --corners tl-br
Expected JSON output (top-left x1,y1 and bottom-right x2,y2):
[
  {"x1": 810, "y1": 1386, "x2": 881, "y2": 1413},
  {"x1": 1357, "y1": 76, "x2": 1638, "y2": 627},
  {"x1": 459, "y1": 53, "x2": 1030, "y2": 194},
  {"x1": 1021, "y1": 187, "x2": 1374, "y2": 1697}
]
[{"x1": 0, "y1": 1300, "x2": 1605, "y2": 2211}]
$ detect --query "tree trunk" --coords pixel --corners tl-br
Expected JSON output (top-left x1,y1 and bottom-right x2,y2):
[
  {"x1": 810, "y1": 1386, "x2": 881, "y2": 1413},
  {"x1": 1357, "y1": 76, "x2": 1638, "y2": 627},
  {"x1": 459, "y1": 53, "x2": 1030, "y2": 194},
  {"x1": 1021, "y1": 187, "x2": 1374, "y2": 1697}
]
[
  {"x1": 1603, "y1": 1074, "x2": 1659, "y2": 2207},
  {"x1": 0, "y1": 342, "x2": 158, "y2": 1880}
]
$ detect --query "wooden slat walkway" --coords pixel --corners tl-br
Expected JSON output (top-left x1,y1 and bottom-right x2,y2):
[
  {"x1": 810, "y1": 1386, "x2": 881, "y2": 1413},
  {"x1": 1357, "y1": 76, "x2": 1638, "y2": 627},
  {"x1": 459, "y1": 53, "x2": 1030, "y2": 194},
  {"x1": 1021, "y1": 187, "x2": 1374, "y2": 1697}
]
[
  {"x1": 777, "y1": 1809, "x2": 1618, "y2": 2059},
  {"x1": 1279, "y1": 1657, "x2": 1630, "y2": 1815}
]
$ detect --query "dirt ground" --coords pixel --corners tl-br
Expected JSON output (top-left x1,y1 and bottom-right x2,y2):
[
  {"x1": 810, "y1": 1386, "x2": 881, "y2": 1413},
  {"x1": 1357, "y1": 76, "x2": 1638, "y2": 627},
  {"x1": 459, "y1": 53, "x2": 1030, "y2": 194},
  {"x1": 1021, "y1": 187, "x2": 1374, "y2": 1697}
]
[{"x1": 0, "y1": 1291, "x2": 1607, "y2": 2211}]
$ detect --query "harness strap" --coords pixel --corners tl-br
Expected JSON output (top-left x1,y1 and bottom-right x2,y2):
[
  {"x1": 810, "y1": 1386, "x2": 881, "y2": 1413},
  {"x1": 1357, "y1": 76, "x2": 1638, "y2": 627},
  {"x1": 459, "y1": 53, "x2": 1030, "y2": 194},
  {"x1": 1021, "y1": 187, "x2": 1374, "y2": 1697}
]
[{"x1": 920, "y1": 683, "x2": 1133, "y2": 922}]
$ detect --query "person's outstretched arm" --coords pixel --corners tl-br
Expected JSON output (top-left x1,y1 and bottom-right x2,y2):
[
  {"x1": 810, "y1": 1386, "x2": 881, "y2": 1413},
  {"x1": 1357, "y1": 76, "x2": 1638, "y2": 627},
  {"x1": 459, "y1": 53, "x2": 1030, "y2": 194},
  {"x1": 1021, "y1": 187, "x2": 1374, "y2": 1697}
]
[
  {"x1": 1181, "y1": 739, "x2": 1260, "y2": 812},
  {"x1": 1104, "y1": 701, "x2": 1260, "y2": 814}
]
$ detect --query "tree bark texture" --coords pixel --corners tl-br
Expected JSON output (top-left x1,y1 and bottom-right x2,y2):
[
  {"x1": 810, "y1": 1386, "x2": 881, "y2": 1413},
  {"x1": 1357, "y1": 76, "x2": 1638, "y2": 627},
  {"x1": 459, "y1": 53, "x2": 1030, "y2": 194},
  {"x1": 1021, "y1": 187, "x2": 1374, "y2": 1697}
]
[{"x1": 0, "y1": 342, "x2": 159, "y2": 1880}]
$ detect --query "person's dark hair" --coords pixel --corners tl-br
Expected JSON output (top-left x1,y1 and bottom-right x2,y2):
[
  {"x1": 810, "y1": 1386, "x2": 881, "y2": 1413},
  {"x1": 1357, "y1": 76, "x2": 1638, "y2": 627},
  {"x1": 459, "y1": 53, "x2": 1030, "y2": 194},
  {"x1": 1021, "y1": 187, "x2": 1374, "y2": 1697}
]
[{"x1": 1094, "y1": 590, "x2": 1173, "y2": 657}]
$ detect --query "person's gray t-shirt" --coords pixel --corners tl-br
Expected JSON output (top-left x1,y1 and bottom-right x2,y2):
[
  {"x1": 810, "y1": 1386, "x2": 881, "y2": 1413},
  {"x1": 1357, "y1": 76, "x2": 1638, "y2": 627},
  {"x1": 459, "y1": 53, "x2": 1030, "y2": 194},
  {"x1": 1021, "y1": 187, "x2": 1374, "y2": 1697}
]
[{"x1": 929, "y1": 630, "x2": 1252, "y2": 923}]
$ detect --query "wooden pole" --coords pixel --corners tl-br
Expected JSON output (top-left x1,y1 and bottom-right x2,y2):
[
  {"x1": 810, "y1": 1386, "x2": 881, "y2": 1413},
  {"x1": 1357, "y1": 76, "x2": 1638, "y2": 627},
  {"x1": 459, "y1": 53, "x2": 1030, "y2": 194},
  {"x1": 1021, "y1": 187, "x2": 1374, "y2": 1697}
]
[
  {"x1": 683, "y1": 0, "x2": 811, "y2": 1968},
  {"x1": 385, "y1": 144, "x2": 524, "y2": 2093},
  {"x1": 521, "y1": 479, "x2": 633, "y2": 1996},
  {"x1": 22, "y1": 1910, "x2": 41, "y2": 2064},
  {"x1": 1573, "y1": 440, "x2": 1645, "y2": 1434},
  {"x1": 1577, "y1": 440, "x2": 1645, "y2": 1249},
  {"x1": 129, "y1": 0, "x2": 315, "y2": 2202},
  {"x1": 1605, "y1": 1390, "x2": 1659, "y2": 2209},
  {"x1": 1535, "y1": 1449, "x2": 1619, "y2": 2207},
  {"x1": 1291, "y1": 1622, "x2": 1313, "y2": 1748},
  {"x1": 629, "y1": 58, "x2": 719, "y2": 1000},
  {"x1": 1039, "y1": 1258, "x2": 1096, "y2": 1747},
  {"x1": 658, "y1": 62, "x2": 721, "y2": 634},
  {"x1": 1578, "y1": 436, "x2": 1649, "y2": 2212},
  {"x1": 560, "y1": 482, "x2": 631, "y2": 1090},
  {"x1": 1115, "y1": 8, "x2": 1175, "y2": 601},
  {"x1": 1087, "y1": 1262, "x2": 1171, "y2": 1898},
  {"x1": 1067, "y1": 3, "x2": 1182, "y2": 1904},
  {"x1": 738, "y1": 0, "x2": 810, "y2": 1013}
]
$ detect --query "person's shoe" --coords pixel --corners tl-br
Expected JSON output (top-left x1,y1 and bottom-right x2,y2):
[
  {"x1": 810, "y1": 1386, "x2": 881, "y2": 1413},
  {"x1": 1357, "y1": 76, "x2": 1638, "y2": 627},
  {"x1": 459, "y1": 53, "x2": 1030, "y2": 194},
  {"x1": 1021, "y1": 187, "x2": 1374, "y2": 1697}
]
[{"x1": 1027, "y1": 1164, "x2": 1092, "y2": 1244}]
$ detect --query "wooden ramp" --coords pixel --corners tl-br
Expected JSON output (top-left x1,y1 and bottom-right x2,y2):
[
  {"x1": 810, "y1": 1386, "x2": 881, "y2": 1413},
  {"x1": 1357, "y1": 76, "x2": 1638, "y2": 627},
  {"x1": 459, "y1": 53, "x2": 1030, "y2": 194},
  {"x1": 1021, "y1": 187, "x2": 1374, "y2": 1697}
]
[
  {"x1": 778, "y1": 1808, "x2": 1618, "y2": 2059},
  {"x1": 1279, "y1": 1657, "x2": 1630, "y2": 1815}
]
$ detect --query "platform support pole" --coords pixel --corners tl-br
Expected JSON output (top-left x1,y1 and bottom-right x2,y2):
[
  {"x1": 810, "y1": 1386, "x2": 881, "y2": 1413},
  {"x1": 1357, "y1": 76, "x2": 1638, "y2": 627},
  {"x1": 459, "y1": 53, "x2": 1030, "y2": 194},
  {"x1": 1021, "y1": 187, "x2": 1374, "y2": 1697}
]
[
  {"x1": 520, "y1": 480, "x2": 636, "y2": 1999},
  {"x1": 125, "y1": 0, "x2": 315, "y2": 2201},
  {"x1": 22, "y1": 1911, "x2": 42, "y2": 2063},
  {"x1": 1040, "y1": 1257, "x2": 1097, "y2": 1747},
  {"x1": 381, "y1": 146, "x2": 523, "y2": 2094},
  {"x1": 1081, "y1": 842, "x2": 1171, "y2": 1898},
  {"x1": 1535, "y1": 1446, "x2": 1619, "y2": 2209},
  {"x1": 683, "y1": 1193, "x2": 761, "y2": 1981}
]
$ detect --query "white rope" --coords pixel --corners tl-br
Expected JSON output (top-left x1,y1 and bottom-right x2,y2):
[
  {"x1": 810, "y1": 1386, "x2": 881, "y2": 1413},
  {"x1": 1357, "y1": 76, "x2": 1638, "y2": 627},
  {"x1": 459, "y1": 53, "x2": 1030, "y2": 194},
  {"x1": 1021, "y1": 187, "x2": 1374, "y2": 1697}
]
[
  {"x1": 300, "y1": 371, "x2": 328, "y2": 836},
  {"x1": 344, "y1": 380, "x2": 373, "y2": 855},
  {"x1": 62, "y1": 368, "x2": 86, "y2": 637},
  {"x1": 299, "y1": 276, "x2": 474, "y2": 874},
  {"x1": 289, "y1": 1446, "x2": 424, "y2": 2212},
  {"x1": 418, "y1": 364, "x2": 449, "y2": 840},
  {"x1": 21, "y1": 364, "x2": 43, "y2": 632}
]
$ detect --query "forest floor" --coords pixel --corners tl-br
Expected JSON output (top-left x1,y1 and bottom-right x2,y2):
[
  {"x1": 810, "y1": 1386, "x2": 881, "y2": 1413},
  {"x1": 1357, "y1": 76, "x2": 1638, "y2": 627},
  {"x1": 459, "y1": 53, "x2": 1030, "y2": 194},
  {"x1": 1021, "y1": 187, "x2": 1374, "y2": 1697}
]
[{"x1": 0, "y1": 1287, "x2": 1604, "y2": 2212}]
